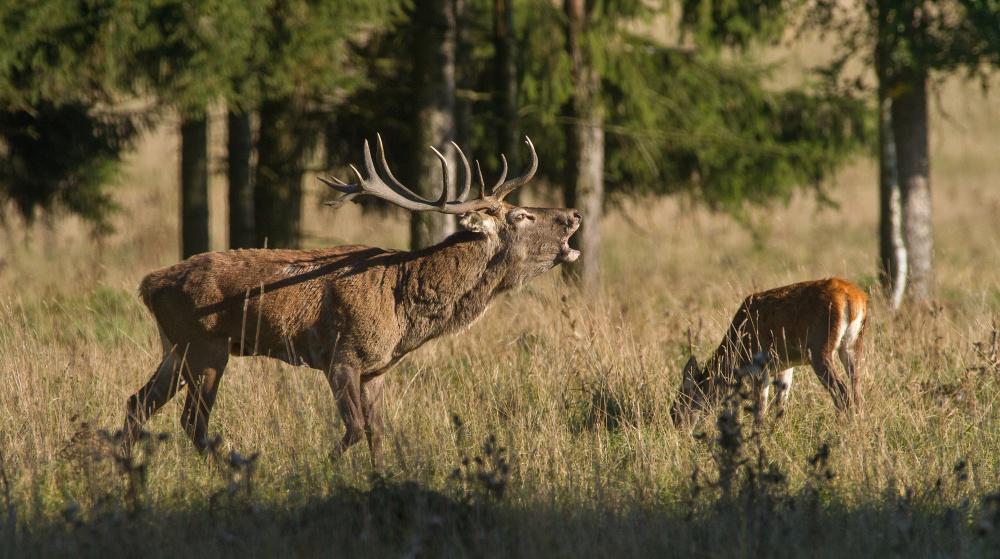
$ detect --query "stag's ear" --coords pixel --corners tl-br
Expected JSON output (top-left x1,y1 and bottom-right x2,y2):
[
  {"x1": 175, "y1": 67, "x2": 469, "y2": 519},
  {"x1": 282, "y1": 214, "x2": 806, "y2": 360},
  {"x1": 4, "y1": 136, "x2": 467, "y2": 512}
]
[{"x1": 459, "y1": 211, "x2": 498, "y2": 235}]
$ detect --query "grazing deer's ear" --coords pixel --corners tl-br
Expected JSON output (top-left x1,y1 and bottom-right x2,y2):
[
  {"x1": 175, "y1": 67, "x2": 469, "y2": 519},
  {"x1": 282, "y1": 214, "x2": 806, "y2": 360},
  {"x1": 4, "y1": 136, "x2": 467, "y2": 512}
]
[
  {"x1": 459, "y1": 211, "x2": 498, "y2": 235},
  {"x1": 683, "y1": 356, "x2": 700, "y2": 379}
]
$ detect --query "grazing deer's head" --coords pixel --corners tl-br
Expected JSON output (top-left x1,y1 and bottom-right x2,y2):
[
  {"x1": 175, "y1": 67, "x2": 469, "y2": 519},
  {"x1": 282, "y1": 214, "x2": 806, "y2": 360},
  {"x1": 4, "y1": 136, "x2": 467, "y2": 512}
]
[
  {"x1": 670, "y1": 356, "x2": 711, "y2": 425},
  {"x1": 320, "y1": 135, "x2": 581, "y2": 287}
]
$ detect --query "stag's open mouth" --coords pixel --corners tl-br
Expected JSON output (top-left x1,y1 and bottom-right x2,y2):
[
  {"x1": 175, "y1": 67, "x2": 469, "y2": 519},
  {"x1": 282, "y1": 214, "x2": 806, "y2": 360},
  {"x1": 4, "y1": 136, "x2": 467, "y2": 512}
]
[{"x1": 557, "y1": 238, "x2": 580, "y2": 263}]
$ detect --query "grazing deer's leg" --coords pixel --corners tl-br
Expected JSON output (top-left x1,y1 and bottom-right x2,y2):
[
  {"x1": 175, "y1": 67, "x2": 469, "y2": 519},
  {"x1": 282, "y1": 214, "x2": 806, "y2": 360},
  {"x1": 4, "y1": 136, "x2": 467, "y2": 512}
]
[
  {"x1": 361, "y1": 375, "x2": 386, "y2": 469},
  {"x1": 773, "y1": 368, "x2": 794, "y2": 414},
  {"x1": 754, "y1": 374, "x2": 770, "y2": 423},
  {"x1": 738, "y1": 352, "x2": 771, "y2": 423},
  {"x1": 179, "y1": 343, "x2": 229, "y2": 452},
  {"x1": 838, "y1": 315, "x2": 865, "y2": 408},
  {"x1": 837, "y1": 345, "x2": 860, "y2": 408},
  {"x1": 122, "y1": 329, "x2": 184, "y2": 456},
  {"x1": 326, "y1": 364, "x2": 366, "y2": 462},
  {"x1": 810, "y1": 351, "x2": 850, "y2": 411}
]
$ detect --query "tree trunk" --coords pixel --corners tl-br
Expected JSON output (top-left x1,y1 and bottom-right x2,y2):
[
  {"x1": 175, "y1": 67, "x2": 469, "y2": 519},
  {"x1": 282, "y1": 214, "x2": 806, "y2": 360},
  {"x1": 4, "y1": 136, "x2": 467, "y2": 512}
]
[
  {"x1": 878, "y1": 101, "x2": 907, "y2": 310},
  {"x1": 891, "y1": 73, "x2": 933, "y2": 303},
  {"x1": 494, "y1": 0, "x2": 519, "y2": 203},
  {"x1": 875, "y1": 38, "x2": 907, "y2": 310},
  {"x1": 227, "y1": 109, "x2": 255, "y2": 249},
  {"x1": 410, "y1": 0, "x2": 457, "y2": 250},
  {"x1": 563, "y1": 0, "x2": 603, "y2": 292},
  {"x1": 180, "y1": 115, "x2": 209, "y2": 258},
  {"x1": 255, "y1": 98, "x2": 304, "y2": 249},
  {"x1": 455, "y1": 0, "x2": 472, "y2": 146}
]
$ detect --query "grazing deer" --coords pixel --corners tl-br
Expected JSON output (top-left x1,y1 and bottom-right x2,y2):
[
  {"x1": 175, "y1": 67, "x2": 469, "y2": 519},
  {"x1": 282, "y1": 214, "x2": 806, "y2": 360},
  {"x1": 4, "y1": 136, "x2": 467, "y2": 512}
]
[
  {"x1": 122, "y1": 135, "x2": 581, "y2": 467},
  {"x1": 670, "y1": 278, "x2": 868, "y2": 425}
]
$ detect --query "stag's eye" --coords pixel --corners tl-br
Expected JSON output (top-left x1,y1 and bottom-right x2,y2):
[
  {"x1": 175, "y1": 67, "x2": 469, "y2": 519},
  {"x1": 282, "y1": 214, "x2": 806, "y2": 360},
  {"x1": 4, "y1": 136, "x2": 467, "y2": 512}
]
[{"x1": 511, "y1": 211, "x2": 534, "y2": 223}]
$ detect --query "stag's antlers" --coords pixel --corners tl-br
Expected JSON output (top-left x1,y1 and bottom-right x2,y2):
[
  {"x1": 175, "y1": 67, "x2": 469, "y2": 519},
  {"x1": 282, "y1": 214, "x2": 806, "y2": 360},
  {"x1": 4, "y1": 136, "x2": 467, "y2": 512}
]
[{"x1": 321, "y1": 134, "x2": 537, "y2": 213}]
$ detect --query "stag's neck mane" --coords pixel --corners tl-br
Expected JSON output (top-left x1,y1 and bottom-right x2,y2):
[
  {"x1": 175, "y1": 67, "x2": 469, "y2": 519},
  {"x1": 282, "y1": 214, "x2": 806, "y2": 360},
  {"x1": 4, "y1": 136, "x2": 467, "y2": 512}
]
[{"x1": 397, "y1": 230, "x2": 511, "y2": 346}]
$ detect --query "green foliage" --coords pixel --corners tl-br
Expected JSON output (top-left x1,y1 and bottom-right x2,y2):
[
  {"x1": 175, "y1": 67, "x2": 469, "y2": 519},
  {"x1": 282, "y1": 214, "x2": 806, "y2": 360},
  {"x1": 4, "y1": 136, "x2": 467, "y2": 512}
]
[
  {"x1": 0, "y1": 0, "x2": 398, "y2": 230},
  {"x1": 0, "y1": 0, "x2": 123, "y2": 108},
  {"x1": 120, "y1": 0, "x2": 265, "y2": 114},
  {"x1": 246, "y1": 1, "x2": 400, "y2": 108},
  {"x1": 680, "y1": 0, "x2": 792, "y2": 50},
  {"x1": 0, "y1": 0, "x2": 877, "y2": 230},
  {"x1": 517, "y1": 1, "x2": 871, "y2": 210},
  {"x1": 329, "y1": 0, "x2": 870, "y2": 213},
  {"x1": 603, "y1": 43, "x2": 872, "y2": 208},
  {"x1": 810, "y1": 1, "x2": 1000, "y2": 85},
  {"x1": 0, "y1": 103, "x2": 139, "y2": 232},
  {"x1": 0, "y1": 2, "x2": 141, "y2": 230}
]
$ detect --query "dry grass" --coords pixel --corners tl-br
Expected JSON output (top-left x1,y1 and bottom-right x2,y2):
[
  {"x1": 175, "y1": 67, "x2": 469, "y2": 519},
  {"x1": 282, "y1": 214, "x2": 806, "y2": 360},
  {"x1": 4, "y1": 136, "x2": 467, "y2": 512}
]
[{"x1": 2, "y1": 73, "x2": 1000, "y2": 556}]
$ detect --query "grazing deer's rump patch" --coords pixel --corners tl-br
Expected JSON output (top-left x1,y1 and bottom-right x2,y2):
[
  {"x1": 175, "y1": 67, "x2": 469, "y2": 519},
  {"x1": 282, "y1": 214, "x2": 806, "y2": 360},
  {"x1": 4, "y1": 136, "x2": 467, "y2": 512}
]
[{"x1": 843, "y1": 309, "x2": 865, "y2": 348}]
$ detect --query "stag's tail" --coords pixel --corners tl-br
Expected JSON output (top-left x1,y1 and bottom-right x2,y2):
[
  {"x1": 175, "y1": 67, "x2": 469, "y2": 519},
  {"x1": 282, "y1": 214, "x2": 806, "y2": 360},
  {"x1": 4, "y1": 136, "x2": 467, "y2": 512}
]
[
  {"x1": 138, "y1": 272, "x2": 160, "y2": 310},
  {"x1": 138, "y1": 265, "x2": 179, "y2": 312}
]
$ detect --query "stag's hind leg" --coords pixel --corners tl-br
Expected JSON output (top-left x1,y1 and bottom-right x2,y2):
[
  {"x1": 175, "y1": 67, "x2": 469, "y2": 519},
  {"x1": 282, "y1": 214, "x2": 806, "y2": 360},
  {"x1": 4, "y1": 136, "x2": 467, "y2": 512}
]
[
  {"x1": 122, "y1": 328, "x2": 185, "y2": 456},
  {"x1": 178, "y1": 342, "x2": 229, "y2": 452},
  {"x1": 361, "y1": 375, "x2": 386, "y2": 469},
  {"x1": 326, "y1": 364, "x2": 366, "y2": 462}
]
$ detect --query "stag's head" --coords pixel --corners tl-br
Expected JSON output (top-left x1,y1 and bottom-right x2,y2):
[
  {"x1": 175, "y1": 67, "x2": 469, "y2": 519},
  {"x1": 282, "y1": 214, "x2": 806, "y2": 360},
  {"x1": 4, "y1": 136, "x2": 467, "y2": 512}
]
[
  {"x1": 670, "y1": 356, "x2": 711, "y2": 426},
  {"x1": 321, "y1": 135, "x2": 581, "y2": 283}
]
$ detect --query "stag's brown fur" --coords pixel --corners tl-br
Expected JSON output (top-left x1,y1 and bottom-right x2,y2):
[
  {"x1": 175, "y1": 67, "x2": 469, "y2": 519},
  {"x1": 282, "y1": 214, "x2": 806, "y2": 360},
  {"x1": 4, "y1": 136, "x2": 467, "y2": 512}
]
[
  {"x1": 123, "y1": 203, "x2": 580, "y2": 466},
  {"x1": 670, "y1": 278, "x2": 869, "y2": 424}
]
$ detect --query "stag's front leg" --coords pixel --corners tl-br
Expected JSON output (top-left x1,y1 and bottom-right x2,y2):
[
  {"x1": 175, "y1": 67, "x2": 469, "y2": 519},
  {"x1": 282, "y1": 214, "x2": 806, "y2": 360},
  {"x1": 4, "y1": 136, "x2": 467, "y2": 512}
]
[
  {"x1": 325, "y1": 363, "x2": 366, "y2": 462},
  {"x1": 361, "y1": 375, "x2": 386, "y2": 469}
]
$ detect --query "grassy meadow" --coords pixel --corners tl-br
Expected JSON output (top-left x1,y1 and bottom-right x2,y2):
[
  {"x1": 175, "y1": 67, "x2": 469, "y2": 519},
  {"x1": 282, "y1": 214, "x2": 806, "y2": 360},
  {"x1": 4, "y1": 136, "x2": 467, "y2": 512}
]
[{"x1": 2, "y1": 72, "x2": 1000, "y2": 557}]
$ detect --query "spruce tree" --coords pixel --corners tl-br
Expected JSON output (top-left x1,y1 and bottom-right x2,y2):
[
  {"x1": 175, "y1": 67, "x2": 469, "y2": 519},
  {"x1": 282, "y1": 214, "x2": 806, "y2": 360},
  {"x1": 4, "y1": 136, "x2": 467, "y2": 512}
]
[
  {"x1": 244, "y1": 0, "x2": 398, "y2": 248},
  {"x1": 0, "y1": 2, "x2": 141, "y2": 233},
  {"x1": 121, "y1": 0, "x2": 262, "y2": 257}
]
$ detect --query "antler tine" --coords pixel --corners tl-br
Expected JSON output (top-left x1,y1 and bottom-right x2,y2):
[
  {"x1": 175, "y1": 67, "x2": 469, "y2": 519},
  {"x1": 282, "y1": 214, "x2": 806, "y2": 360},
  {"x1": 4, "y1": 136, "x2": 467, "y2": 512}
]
[
  {"x1": 428, "y1": 146, "x2": 450, "y2": 209},
  {"x1": 451, "y1": 141, "x2": 472, "y2": 202},
  {"x1": 323, "y1": 139, "x2": 446, "y2": 212},
  {"x1": 318, "y1": 175, "x2": 355, "y2": 194},
  {"x1": 375, "y1": 133, "x2": 427, "y2": 203},
  {"x1": 474, "y1": 160, "x2": 486, "y2": 200},
  {"x1": 323, "y1": 136, "x2": 503, "y2": 215},
  {"x1": 493, "y1": 136, "x2": 538, "y2": 200},
  {"x1": 490, "y1": 154, "x2": 508, "y2": 196}
]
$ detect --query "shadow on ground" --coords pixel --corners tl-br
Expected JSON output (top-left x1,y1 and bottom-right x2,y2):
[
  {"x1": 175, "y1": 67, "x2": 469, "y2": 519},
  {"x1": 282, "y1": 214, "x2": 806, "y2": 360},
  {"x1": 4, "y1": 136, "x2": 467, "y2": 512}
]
[{"x1": 5, "y1": 471, "x2": 1000, "y2": 559}]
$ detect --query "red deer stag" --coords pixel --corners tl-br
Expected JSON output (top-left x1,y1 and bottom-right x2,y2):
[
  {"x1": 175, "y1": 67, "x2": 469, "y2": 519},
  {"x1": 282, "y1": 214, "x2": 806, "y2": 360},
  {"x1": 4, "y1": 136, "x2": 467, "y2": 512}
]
[
  {"x1": 122, "y1": 135, "x2": 581, "y2": 467},
  {"x1": 670, "y1": 278, "x2": 868, "y2": 424}
]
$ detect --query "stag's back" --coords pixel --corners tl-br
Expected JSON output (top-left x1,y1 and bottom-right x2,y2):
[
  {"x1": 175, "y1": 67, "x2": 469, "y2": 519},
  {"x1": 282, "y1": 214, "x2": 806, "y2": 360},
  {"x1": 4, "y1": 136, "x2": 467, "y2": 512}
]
[{"x1": 138, "y1": 246, "x2": 399, "y2": 349}]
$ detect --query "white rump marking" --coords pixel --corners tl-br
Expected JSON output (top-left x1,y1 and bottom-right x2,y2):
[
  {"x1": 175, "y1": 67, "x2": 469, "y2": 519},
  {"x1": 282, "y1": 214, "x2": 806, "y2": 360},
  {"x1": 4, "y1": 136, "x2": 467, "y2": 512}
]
[
  {"x1": 842, "y1": 308, "x2": 864, "y2": 348},
  {"x1": 831, "y1": 313, "x2": 849, "y2": 353}
]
